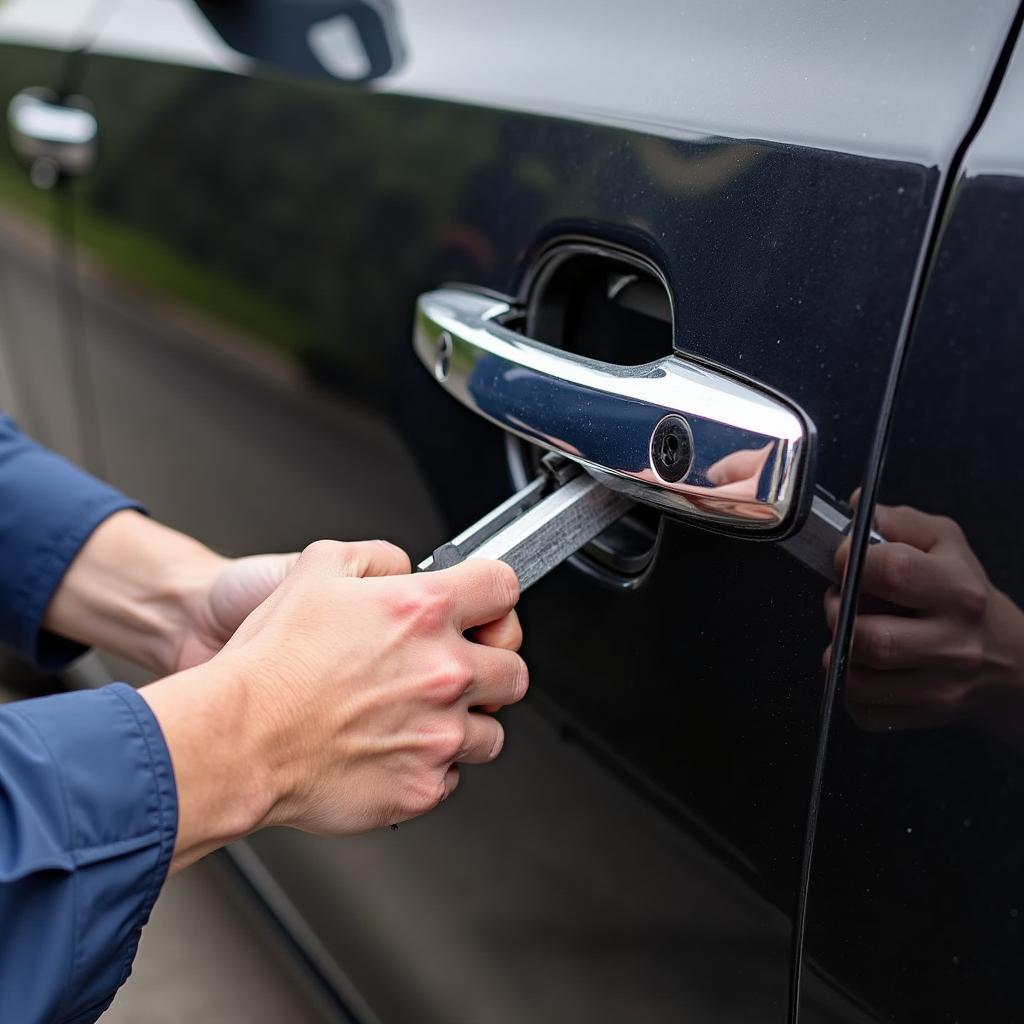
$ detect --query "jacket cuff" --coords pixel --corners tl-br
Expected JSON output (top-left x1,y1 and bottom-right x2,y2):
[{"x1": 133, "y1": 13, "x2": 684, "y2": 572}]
[
  {"x1": 27, "y1": 493, "x2": 145, "y2": 671},
  {"x1": 0, "y1": 416, "x2": 143, "y2": 669},
  {"x1": 3, "y1": 683, "x2": 178, "y2": 1020}
]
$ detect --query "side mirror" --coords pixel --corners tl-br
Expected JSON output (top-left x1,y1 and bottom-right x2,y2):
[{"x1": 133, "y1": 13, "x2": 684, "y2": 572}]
[
  {"x1": 194, "y1": 0, "x2": 404, "y2": 82},
  {"x1": 7, "y1": 88, "x2": 98, "y2": 188}
]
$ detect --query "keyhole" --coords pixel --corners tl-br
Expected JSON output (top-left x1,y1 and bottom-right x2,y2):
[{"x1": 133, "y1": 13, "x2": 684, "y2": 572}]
[
  {"x1": 661, "y1": 433, "x2": 680, "y2": 465},
  {"x1": 434, "y1": 331, "x2": 453, "y2": 382},
  {"x1": 650, "y1": 415, "x2": 692, "y2": 483}
]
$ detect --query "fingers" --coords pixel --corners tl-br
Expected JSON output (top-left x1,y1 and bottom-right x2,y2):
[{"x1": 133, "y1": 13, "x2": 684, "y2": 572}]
[
  {"x1": 844, "y1": 666, "x2": 952, "y2": 708},
  {"x1": 463, "y1": 640, "x2": 529, "y2": 708},
  {"x1": 853, "y1": 615, "x2": 970, "y2": 671},
  {"x1": 824, "y1": 592, "x2": 957, "y2": 672},
  {"x1": 265, "y1": 551, "x2": 301, "y2": 581},
  {"x1": 294, "y1": 539, "x2": 411, "y2": 580},
  {"x1": 472, "y1": 610, "x2": 523, "y2": 652},
  {"x1": 846, "y1": 490, "x2": 945, "y2": 549},
  {"x1": 341, "y1": 539, "x2": 412, "y2": 578},
  {"x1": 871, "y1": 504, "x2": 945, "y2": 551},
  {"x1": 456, "y1": 712, "x2": 506, "y2": 764},
  {"x1": 823, "y1": 627, "x2": 952, "y2": 729},
  {"x1": 834, "y1": 501, "x2": 949, "y2": 581},
  {"x1": 438, "y1": 558, "x2": 520, "y2": 630},
  {"x1": 832, "y1": 538, "x2": 851, "y2": 582},
  {"x1": 843, "y1": 660, "x2": 966, "y2": 730},
  {"x1": 823, "y1": 585, "x2": 839, "y2": 623},
  {"x1": 442, "y1": 764, "x2": 460, "y2": 799},
  {"x1": 706, "y1": 445, "x2": 770, "y2": 486},
  {"x1": 855, "y1": 542, "x2": 975, "y2": 613},
  {"x1": 471, "y1": 612, "x2": 523, "y2": 711}
]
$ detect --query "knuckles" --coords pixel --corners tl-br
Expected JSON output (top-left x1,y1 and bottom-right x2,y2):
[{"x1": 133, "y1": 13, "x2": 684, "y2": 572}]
[
  {"x1": 878, "y1": 544, "x2": 915, "y2": 597},
  {"x1": 419, "y1": 717, "x2": 467, "y2": 763},
  {"x1": 437, "y1": 721, "x2": 467, "y2": 763},
  {"x1": 953, "y1": 575, "x2": 988, "y2": 621},
  {"x1": 860, "y1": 621, "x2": 896, "y2": 667},
  {"x1": 400, "y1": 773, "x2": 450, "y2": 818},
  {"x1": 923, "y1": 683, "x2": 968, "y2": 718},
  {"x1": 934, "y1": 514, "x2": 965, "y2": 543},
  {"x1": 946, "y1": 640, "x2": 985, "y2": 677},
  {"x1": 298, "y1": 538, "x2": 343, "y2": 565},
  {"x1": 370, "y1": 539, "x2": 412, "y2": 574},
  {"x1": 385, "y1": 579, "x2": 452, "y2": 635},
  {"x1": 422, "y1": 654, "x2": 472, "y2": 705}
]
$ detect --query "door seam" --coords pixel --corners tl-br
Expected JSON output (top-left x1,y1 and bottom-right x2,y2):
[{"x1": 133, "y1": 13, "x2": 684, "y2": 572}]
[{"x1": 786, "y1": 4, "x2": 1024, "y2": 1020}]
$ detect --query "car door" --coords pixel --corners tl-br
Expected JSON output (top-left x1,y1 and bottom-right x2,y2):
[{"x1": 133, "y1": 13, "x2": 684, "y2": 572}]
[
  {"x1": 0, "y1": 0, "x2": 100, "y2": 465},
  {"x1": 798, "y1": 25, "x2": 1024, "y2": 1023},
  {"x1": 36, "y1": 1, "x2": 1023, "y2": 1020}
]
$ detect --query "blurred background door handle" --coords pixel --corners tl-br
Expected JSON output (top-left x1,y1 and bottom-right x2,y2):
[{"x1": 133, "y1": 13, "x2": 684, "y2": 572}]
[{"x1": 7, "y1": 88, "x2": 98, "y2": 185}]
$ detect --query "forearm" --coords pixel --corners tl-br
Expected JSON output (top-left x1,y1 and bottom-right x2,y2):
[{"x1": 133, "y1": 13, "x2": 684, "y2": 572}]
[{"x1": 43, "y1": 510, "x2": 227, "y2": 676}]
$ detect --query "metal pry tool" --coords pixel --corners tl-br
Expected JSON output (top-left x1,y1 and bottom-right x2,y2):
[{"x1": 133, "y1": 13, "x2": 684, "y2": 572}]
[
  {"x1": 419, "y1": 456, "x2": 880, "y2": 591},
  {"x1": 418, "y1": 454, "x2": 634, "y2": 591},
  {"x1": 779, "y1": 490, "x2": 885, "y2": 583}
]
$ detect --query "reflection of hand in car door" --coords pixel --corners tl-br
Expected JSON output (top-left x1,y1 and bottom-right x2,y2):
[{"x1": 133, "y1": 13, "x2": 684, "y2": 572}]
[
  {"x1": 699, "y1": 443, "x2": 776, "y2": 519},
  {"x1": 823, "y1": 496, "x2": 1024, "y2": 747}
]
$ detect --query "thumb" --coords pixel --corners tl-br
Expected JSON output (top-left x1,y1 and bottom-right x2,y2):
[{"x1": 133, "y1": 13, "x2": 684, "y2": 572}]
[
  {"x1": 338, "y1": 539, "x2": 412, "y2": 578},
  {"x1": 290, "y1": 539, "x2": 412, "y2": 580},
  {"x1": 208, "y1": 552, "x2": 299, "y2": 635}
]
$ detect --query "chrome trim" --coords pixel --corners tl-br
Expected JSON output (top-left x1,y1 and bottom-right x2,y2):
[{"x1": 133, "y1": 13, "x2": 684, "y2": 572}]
[
  {"x1": 414, "y1": 288, "x2": 812, "y2": 534},
  {"x1": 7, "y1": 88, "x2": 98, "y2": 178}
]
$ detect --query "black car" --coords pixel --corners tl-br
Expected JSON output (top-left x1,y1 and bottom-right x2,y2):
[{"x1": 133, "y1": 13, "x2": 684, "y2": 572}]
[{"x1": 2, "y1": 1, "x2": 1023, "y2": 1020}]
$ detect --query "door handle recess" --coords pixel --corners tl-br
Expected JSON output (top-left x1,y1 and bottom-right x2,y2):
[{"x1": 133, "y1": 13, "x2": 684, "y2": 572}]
[
  {"x1": 414, "y1": 288, "x2": 815, "y2": 538},
  {"x1": 7, "y1": 88, "x2": 98, "y2": 182}
]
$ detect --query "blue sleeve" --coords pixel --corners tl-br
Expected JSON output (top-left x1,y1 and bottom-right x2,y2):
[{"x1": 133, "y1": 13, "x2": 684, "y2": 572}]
[
  {"x1": 0, "y1": 414, "x2": 143, "y2": 669},
  {"x1": 0, "y1": 683, "x2": 177, "y2": 1024}
]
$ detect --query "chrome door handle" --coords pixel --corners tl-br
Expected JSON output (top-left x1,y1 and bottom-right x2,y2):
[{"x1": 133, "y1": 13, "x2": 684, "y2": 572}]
[
  {"x1": 7, "y1": 88, "x2": 98, "y2": 182},
  {"x1": 414, "y1": 288, "x2": 815, "y2": 538}
]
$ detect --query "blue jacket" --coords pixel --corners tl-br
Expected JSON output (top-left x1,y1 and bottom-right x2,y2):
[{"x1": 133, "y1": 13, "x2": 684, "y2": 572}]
[{"x1": 0, "y1": 415, "x2": 178, "y2": 1023}]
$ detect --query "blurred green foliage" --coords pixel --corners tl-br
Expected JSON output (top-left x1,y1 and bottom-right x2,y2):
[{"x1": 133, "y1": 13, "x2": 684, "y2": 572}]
[{"x1": 73, "y1": 55, "x2": 505, "y2": 394}]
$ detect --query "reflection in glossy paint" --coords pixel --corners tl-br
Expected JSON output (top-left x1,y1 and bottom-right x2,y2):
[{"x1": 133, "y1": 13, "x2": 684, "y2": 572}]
[{"x1": 826, "y1": 503, "x2": 1024, "y2": 749}]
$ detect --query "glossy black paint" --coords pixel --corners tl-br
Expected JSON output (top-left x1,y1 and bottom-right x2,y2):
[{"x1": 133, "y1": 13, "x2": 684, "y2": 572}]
[
  {"x1": 0, "y1": 46, "x2": 92, "y2": 464},
  {"x1": 68, "y1": 64, "x2": 859, "y2": 1018},
  {"x1": 0, "y1": 1, "x2": 1021, "y2": 1020},
  {"x1": 800, "y1": 28, "x2": 1024, "y2": 1021}
]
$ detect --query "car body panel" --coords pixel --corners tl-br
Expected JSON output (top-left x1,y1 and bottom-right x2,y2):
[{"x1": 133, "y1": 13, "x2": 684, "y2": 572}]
[
  {"x1": 0, "y1": 30, "x2": 91, "y2": 462},
  {"x1": 800, "y1": 26, "x2": 1024, "y2": 1021},
  {"x1": 0, "y1": 1, "x2": 1021, "y2": 1020}
]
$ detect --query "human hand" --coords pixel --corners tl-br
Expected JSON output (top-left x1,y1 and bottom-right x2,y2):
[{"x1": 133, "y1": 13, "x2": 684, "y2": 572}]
[
  {"x1": 173, "y1": 540, "x2": 430, "y2": 671},
  {"x1": 172, "y1": 552, "x2": 297, "y2": 671},
  {"x1": 824, "y1": 499, "x2": 1024, "y2": 738},
  {"x1": 180, "y1": 543, "x2": 524, "y2": 675},
  {"x1": 46, "y1": 508, "x2": 436, "y2": 676},
  {"x1": 141, "y1": 543, "x2": 527, "y2": 870}
]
